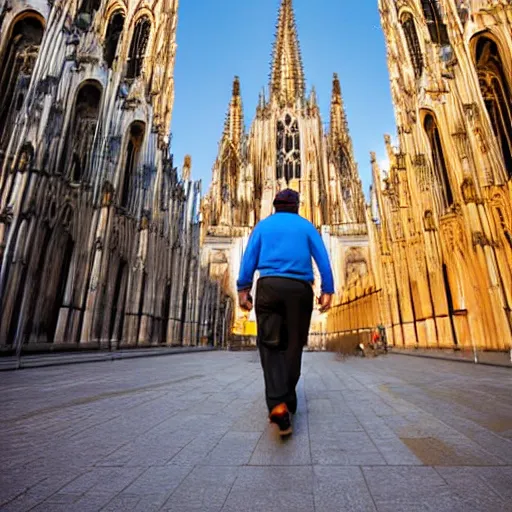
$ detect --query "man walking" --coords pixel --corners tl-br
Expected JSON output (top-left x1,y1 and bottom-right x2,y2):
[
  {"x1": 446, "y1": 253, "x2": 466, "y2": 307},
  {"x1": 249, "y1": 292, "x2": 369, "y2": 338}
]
[{"x1": 237, "y1": 189, "x2": 334, "y2": 436}]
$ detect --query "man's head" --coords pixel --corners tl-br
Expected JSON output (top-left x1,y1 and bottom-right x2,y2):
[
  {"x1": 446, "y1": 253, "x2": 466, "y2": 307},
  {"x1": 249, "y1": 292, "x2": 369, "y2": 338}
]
[{"x1": 273, "y1": 189, "x2": 300, "y2": 214}]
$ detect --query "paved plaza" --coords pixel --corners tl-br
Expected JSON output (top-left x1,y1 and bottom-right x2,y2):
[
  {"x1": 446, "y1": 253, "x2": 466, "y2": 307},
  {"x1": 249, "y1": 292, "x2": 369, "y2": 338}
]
[{"x1": 0, "y1": 352, "x2": 511, "y2": 512}]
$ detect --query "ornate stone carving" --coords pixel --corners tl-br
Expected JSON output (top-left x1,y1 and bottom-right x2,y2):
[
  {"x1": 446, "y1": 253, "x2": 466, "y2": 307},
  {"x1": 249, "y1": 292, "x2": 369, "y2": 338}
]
[
  {"x1": 210, "y1": 250, "x2": 228, "y2": 264},
  {"x1": 393, "y1": 216, "x2": 404, "y2": 239},
  {"x1": 473, "y1": 126, "x2": 488, "y2": 154},
  {"x1": 424, "y1": 210, "x2": 436, "y2": 231},
  {"x1": 461, "y1": 176, "x2": 477, "y2": 204},
  {"x1": 101, "y1": 182, "x2": 114, "y2": 207},
  {"x1": 140, "y1": 210, "x2": 151, "y2": 230},
  {"x1": 463, "y1": 102, "x2": 479, "y2": 123},
  {"x1": 472, "y1": 231, "x2": 490, "y2": 247},
  {"x1": 0, "y1": 205, "x2": 14, "y2": 224}
]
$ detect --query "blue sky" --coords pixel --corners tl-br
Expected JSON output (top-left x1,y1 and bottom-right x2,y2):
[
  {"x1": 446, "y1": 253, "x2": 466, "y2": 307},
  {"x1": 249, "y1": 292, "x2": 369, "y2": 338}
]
[{"x1": 171, "y1": 0, "x2": 396, "y2": 198}]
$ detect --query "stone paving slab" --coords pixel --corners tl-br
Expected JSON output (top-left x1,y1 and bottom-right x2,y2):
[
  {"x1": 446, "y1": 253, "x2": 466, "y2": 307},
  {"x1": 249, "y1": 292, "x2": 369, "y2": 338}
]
[{"x1": 0, "y1": 352, "x2": 512, "y2": 511}]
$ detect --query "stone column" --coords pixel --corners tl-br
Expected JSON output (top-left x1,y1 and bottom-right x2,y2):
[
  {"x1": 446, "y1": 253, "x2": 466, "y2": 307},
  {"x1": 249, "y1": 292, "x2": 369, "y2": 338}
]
[
  {"x1": 168, "y1": 245, "x2": 182, "y2": 345},
  {"x1": 139, "y1": 225, "x2": 156, "y2": 346},
  {"x1": 81, "y1": 201, "x2": 111, "y2": 344}
]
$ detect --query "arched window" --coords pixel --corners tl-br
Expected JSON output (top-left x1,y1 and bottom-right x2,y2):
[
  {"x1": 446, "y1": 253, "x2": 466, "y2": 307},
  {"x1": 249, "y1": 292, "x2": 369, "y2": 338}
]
[
  {"x1": 75, "y1": 0, "x2": 101, "y2": 29},
  {"x1": 421, "y1": 0, "x2": 450, "y2": 45},
  {"x1": 0, "y1": 13, "x2": 44, "y2": 149},
  {"x1": 276, "y1": 114, "x2": 301, "y2": 182},
  {"x1": 473, "y1": 36, "x2": 512, "y2": 179},
  {"x1": 60, "y1": 82, "x2": 102, "y2": 182},
  {"x1": 126, "y1": 17, "x2": 151, "y2": 79},
  {"x1": 401, "y1": 13, "x2": 424, "y2": 79},
  {"x1": 424, "y1": 113, "x2": 454, "y2": 209},
  {"x1": 47, "y1": 233, "x2": 75, "y2": 343},
  {"x1": 104, "y1": 10, "x2": 125, "y2": 68},
  {"x1": 120, "y1": 122, "x2": 145, "y2": 208}
]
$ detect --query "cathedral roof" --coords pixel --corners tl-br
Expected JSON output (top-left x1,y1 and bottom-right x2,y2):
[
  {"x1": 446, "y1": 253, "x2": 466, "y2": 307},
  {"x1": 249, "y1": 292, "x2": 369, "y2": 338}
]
[{"x1": 270, "y1": 0, "x2": 305, "y2": 107}]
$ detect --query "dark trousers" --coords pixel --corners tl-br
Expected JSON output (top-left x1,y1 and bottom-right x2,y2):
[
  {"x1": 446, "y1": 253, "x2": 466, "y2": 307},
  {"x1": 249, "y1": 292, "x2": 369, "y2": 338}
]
[{"x1": 255, "y1": 277, "x2": 314, "y2": 413}]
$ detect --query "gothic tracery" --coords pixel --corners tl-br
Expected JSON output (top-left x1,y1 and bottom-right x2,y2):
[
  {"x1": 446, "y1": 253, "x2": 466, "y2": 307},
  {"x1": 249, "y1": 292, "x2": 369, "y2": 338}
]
[
  {"x1": 0, "y1": 13, "x2": 44, "y2": 149},
  {"x1": 423, "y1": 112, "x2": 454, "y2": 210},
  {"x1": 473, "y1": 36, "x2": 512, "y2": 179},
  {"x1": 60, "y1": 82, "x2": 102, "y2": 182},
  {"x1": 104, "y1": 10, "x2": 125, "y2": 69},
  {"x1": 276, "y1": 114, "x2": 301, "y2": 182},
  {"x1": 126, "y1": 16, "x2": 151, "y2": 79},
  {"x1": 401, "y1": 13, "x2": 424, "y2": 79}
]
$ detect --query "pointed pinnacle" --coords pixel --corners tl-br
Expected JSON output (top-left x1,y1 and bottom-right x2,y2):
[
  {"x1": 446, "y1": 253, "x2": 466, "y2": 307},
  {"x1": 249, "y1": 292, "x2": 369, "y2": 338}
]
[
  {"x1": 270, "y1": 0, "x2": 305, "y2": 105},
  {"x1": 309, "y1": 85, "x2": 317, "y2": 106},
  {"x1": 232, "y1": 76, "x2": 240, "y2": 97},
  {"x1": 332, "y1": 73, "x2": 341, "y2": 97}
]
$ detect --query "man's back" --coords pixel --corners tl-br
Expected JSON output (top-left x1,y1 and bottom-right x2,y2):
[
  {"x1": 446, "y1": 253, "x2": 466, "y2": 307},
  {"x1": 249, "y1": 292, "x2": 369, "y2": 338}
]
[
  {"x1": 256, "y1": 212, "x2": 316, "y2": 281},
  {"x1": 237, "y1": 211, "x2": 334, "y2": 294}
]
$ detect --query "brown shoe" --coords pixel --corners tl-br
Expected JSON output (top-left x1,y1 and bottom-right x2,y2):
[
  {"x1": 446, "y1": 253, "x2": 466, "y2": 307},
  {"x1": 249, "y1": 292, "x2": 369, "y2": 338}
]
[{"x1": 269, "y1": 403, "x2": 292, "y2": 436}]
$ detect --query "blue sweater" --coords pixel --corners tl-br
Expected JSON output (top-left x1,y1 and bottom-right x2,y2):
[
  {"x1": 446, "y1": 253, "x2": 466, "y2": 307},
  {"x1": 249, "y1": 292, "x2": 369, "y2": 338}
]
[{"x1": 236, "y1": 212, "x2": 335, "y2": 294}]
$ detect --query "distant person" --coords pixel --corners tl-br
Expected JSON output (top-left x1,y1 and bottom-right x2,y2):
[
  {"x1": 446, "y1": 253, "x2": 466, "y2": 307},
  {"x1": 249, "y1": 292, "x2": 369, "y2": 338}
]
[{"x1": 237, "y1": 189, "x2": 334, "y2": 436}]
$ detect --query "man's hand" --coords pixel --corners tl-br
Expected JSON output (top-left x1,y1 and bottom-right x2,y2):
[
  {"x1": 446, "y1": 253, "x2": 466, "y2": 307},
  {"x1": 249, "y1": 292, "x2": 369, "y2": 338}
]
[
  {"x1": 318, "y1": 293, "x2": 333, "y2": 313},
  {"x1": 238, "y1": 290, "x2": 253, "y2": 312}
]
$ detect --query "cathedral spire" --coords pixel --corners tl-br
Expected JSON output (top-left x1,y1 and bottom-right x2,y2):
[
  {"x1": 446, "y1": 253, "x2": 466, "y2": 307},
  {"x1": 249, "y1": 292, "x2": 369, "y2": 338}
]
[
  {"x1": 330, "y1": 73, "x2": 351, "y2": 149},
  {"x1": 330, "y1": 73, "x2": 366, "y2": 223},
  {"x1": 270, "y1": 0, "x2": 305, "y2": 106},
  {"x1": 223, "y1": 76, "x2": 244, "y2": 149}
]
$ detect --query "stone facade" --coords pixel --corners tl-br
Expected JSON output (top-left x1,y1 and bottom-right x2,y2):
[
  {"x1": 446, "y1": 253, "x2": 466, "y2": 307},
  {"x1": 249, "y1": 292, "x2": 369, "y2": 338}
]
[
  {"x1": 327, "y1": 0, "x2": 512, "y2": 352},
  {"x1": 0, "y1": 0, "x2": 224, "y2": 352},
  {"x1": 200, "y1": 0, "x2": 375, "y2": 345}
]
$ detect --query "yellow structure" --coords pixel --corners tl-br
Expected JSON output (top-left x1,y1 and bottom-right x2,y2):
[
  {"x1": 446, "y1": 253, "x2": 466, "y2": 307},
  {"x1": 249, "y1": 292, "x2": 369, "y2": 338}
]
[
  {"x1": 327, "y1": 0, "x2": 512, "y2": 352},
  {"x1": 200, "y1": 0, "x2": 375, "y2": 347}
]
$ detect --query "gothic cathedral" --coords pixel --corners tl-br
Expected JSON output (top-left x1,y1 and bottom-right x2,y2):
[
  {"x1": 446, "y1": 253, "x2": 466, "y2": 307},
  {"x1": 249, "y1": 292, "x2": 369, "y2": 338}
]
[
  {"x1": 1, "y1": 0, "x2": 511, "y2": 354},
  {"x1": 0, "y1": 0, "x2": 225, "y2": 352},
  {"x1": 201, "y1": 0, "x2": 375, "y2": 343},
  {"x1": 327, "y1": 0, "x2": 512, "y2": 353}
]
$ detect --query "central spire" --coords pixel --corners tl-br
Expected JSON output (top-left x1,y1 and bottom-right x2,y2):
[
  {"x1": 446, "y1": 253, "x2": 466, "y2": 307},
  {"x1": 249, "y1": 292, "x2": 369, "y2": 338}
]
[{"x1": 270, "y1": 0, "x2": 305, "y2": 107}]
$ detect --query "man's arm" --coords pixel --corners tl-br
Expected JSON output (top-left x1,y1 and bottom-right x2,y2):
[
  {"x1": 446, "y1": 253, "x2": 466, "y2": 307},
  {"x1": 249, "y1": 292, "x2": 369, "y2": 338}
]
[
  {"x1": 308, "y1": 225, "x2": 335, "y2": 295},
  {"x1": 236, "y1": 227, "x2": 261, "y2": 292}
]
